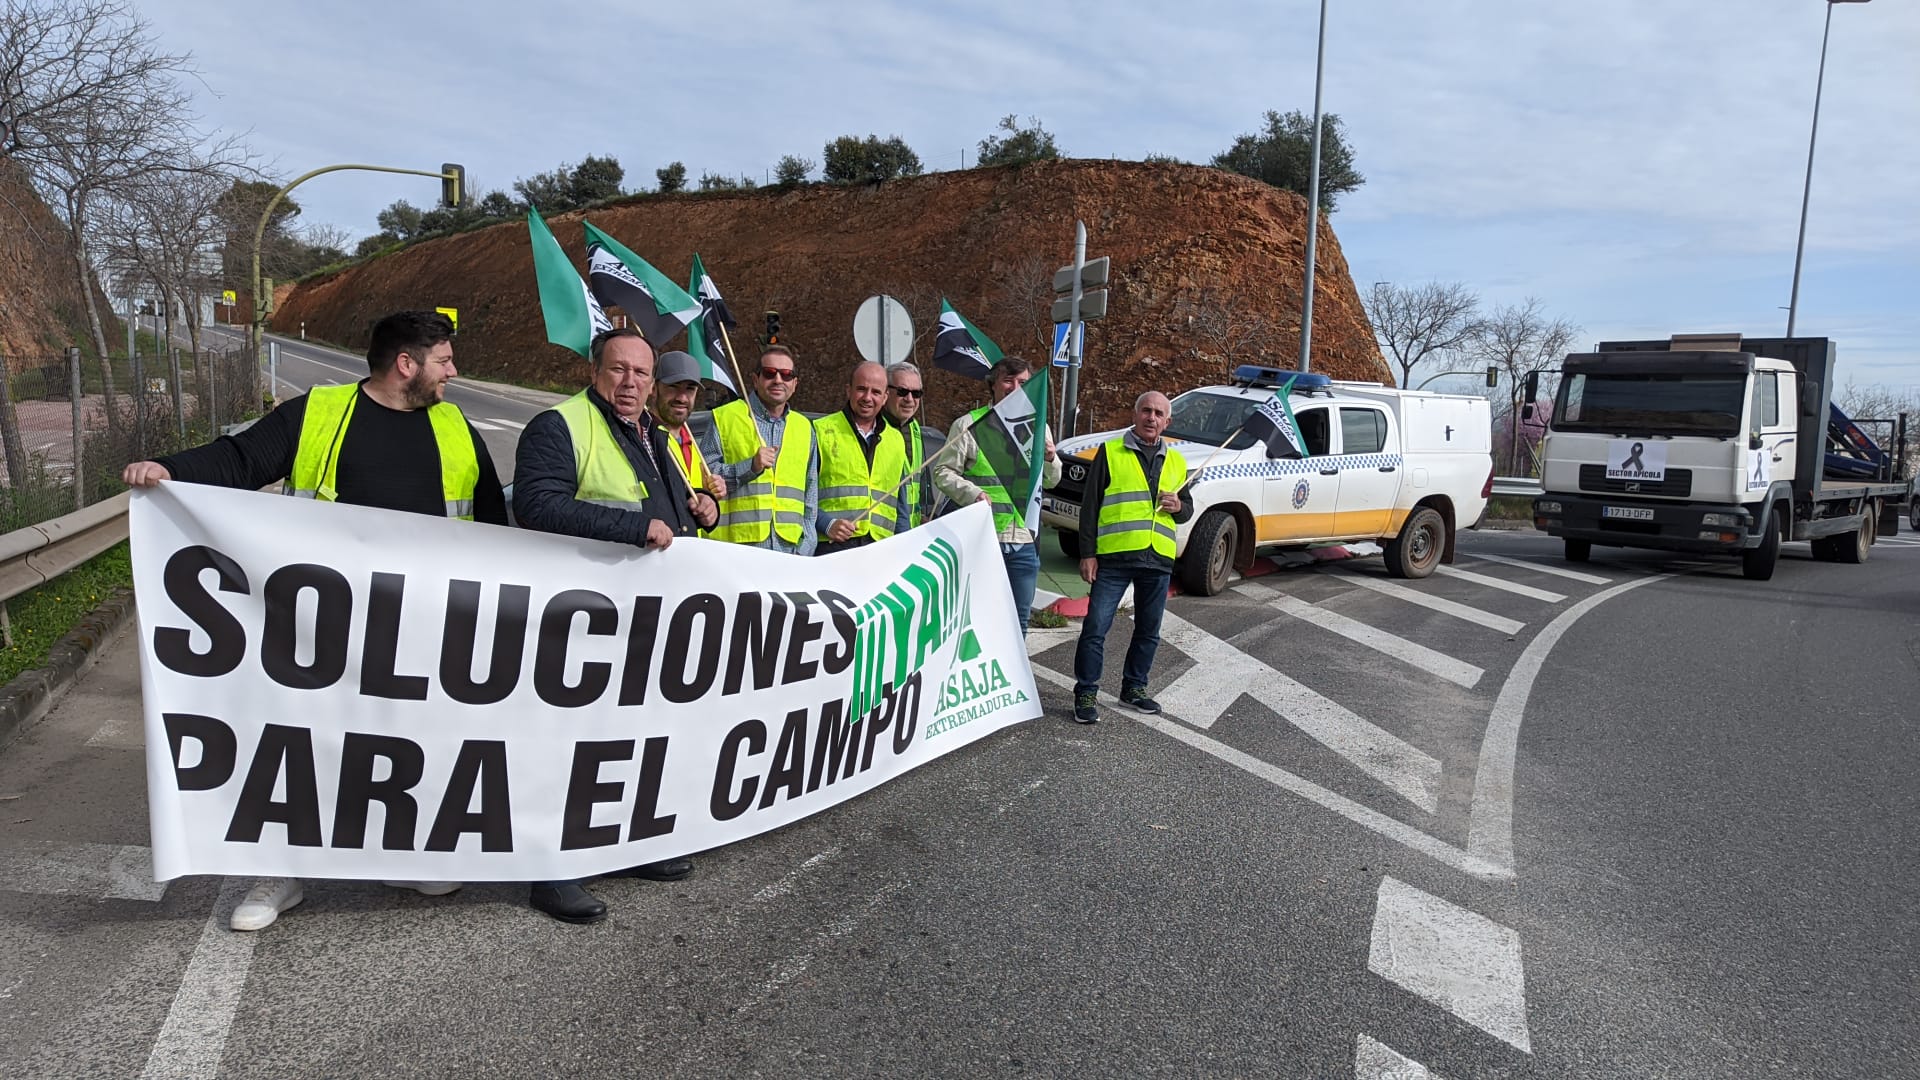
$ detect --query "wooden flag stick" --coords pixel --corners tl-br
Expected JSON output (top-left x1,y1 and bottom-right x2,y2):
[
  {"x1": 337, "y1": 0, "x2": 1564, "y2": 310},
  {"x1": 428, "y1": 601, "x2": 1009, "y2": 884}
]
[{"x1": 715, "y1": 322, "x2": 766, "y2": 452}]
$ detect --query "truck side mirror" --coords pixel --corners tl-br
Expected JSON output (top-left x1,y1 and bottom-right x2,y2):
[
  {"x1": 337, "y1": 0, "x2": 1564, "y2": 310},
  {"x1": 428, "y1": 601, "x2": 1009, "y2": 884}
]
[
  {"x1": 1749, "y1": 432, "x2": 1763, "y2": 451},
  {"x1": 1799, "y1": 381, "x2": 1819, "y2": 418},
  {"x1": 1521, "y1": 403, "x2": 1536, "y2": 421},
  {"x1": 1523, "y1": 371, "x2": 1540, "y2": 405}
]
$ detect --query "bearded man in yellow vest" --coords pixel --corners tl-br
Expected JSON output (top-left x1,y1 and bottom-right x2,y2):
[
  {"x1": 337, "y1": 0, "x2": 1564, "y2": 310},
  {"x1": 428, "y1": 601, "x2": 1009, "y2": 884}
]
[
  {"x1": 1069, "y1": 391, "x2": 1191, "y2": 725},
  {"x1": 511, "y1": 327, "x2": 717, "y2": 924},
  {"x1": 648, "y1": 350, "x2": 727, "y2": 509},
  {"x1": 815, "y1": 361, "x2": 909, "y2": 555},
  {"x1": 932, "y1": 357, "x2": 1062, "y2": 637},
  {"x1": 120, "y1": 310, "x2": 505, "y2": 932},
  {"x1": 696, "y1": 344, "x2": 819, "y2": 554}
]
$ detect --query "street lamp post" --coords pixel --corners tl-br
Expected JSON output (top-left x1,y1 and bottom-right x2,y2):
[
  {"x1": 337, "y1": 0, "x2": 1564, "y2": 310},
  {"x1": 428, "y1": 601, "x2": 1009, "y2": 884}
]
[
  {"x1": 1296, "y1": 0, "x2": 1330, "y2": 374},
  {"x1": 1786, "y1": 0, "x2": 1871, "y2": 338},
  {"x1": 249, "y1": 162, "x2": 464, "y2": 394}
]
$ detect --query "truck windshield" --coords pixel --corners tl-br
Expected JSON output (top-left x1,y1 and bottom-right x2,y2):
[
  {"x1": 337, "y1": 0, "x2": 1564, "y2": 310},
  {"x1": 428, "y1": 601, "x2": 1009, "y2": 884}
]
[
  {"x1": 1165, "y1": 391, "x2": 1261, "y2": 449},
  {"x1": 1553, "y1": 373, "x2": 1746, "y2": 437}
]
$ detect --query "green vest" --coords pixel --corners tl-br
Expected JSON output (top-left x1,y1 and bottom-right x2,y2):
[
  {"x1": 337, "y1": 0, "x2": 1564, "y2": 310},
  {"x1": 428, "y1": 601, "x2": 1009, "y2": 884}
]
[
  {"x1": 710, "y1": 398, "x2": 810, "y2": 545},
  {"x1": 285, "y1": 383, "x2": 478, "y2": 519},
  {"x1": 815, "y1": 412, "x2": 909, "y2": 540},
  {"x1": 1094, "y1": 439, "x2": 1188, "y2": 558},
  {"x1": 897, "y1": 418, "x2": 927, "y2": 529},
  {"x1": 549, "y1": 391, "x2": 649, "y2": 510},
  {"x1": 961, "y1": 406, "x2": 1020, "y2": 535}
]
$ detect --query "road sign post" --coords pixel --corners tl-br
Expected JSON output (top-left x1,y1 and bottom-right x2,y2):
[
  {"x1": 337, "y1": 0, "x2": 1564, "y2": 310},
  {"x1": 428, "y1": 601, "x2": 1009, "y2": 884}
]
[
  {"x1": 1053, "y1": 224, "x2": 1109, "y2": 438},
  {"x1": 853, "y1": 295, "x2": 913, "y2": 367}
]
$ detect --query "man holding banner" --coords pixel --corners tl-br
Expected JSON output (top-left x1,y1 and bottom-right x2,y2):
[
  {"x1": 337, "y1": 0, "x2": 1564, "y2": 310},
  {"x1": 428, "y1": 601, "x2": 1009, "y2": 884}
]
[
  {"x1": 933, "y1": 357, "x2": 1060, "y2": 636},
  {"x1": 512, "y1": 326, "x2": 712, "y2": 922},
  {"x1": 120, "y1": 309, "x2": 504, "y2": 931},
  {"x1": 699, "y1": 344, "x2": 819, "y2": 556},
  {"x1": 650, "y1": 350, "x2": 727, "y2": 507},
  {"x1": 815, "y1": 361, "x2": 909, "y2": 555},
  {"x1": 882, "y1": 361, "x2": 945, "y2": 529}
]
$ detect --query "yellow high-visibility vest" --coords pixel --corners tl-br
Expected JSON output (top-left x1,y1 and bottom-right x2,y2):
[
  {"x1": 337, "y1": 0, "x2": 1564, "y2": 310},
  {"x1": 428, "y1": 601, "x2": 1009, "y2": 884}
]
[
  {"x1": 710, "y1": 399, "x2": 810, "y2": 545},
  {"x1": 1094, "y1": 439, "x2": 1188, "y2": 559},
  {"x1": 815, "y1": 411, "x2": 908, "y2": 540},
  {"x1": 285, "y1": 383, "x2": 478, "y2": 519}
]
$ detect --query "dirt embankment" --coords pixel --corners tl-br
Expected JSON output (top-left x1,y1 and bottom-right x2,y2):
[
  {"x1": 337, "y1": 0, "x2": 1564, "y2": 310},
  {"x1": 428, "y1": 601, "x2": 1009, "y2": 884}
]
[
  {"x1": 273, "y1": 159, "x2": 1387, "y2": 432},
  {"x1": 0, "y1": 161, "x2": 118, "y2": 364}
]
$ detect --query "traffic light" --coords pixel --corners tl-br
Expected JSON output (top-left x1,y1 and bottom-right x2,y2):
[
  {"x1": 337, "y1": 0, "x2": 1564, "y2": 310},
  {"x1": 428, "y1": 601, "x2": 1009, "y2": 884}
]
[
  {"x1": 441, "y1": 163, "x2": 466, "y2": 210},
  {"x1": 1485, "y1": 364, "x2": 1498, "y2": 388},
  {"x1": 765, "y1": 310, "x2": 781, "y2": 345}
]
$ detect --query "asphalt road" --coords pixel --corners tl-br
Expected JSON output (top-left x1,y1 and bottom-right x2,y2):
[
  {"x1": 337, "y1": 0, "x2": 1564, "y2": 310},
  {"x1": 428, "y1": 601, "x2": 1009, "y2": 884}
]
[
  {"x1": 3, "y1": 488, "x2": 1917, "y2": 1075},
  {"x1": 184, "y1": 323, "x2": 563, "y2": 482}
]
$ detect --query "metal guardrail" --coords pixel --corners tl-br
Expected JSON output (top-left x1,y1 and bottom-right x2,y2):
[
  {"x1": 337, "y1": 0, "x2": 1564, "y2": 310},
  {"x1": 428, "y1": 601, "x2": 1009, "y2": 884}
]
[
  {"x1": 1491, "y1": 477, "x2": 1543, "y2": 498},
  {"x1": 0, "y1": 492, "x2": 132, "y2": 605}
]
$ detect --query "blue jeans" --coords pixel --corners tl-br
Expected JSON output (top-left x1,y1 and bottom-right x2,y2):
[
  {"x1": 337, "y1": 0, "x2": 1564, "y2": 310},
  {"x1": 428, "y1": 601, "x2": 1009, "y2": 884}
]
[
  {"x1": 1002, "y1": 541, "x2": 1041, "y2": 637},
  {"x1": 1074, "y1": 563, "x2": 1171, "y2": 696}
]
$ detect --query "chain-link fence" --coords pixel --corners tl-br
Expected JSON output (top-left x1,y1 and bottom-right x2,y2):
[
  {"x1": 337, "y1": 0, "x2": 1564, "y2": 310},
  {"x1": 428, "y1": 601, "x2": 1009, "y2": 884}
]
[{"x1": 0, "y1": 346, "x2": 262, "y2": 532}]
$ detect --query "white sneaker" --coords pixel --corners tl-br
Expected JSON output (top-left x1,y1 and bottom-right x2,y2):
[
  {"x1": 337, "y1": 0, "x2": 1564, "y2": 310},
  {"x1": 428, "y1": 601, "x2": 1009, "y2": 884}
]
[
  {"x1": 230, "y1": 877, "x2": 304, "y2": 931},
  {"x1": 382, "y1": 881, "x2": 462, "y2": 896}
]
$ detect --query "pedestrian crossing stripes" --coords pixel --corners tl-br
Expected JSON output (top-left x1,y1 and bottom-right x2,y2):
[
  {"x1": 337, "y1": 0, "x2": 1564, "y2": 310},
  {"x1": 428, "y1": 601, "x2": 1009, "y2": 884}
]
[
  {"x1": 1247, "y1": 583, "x2": 1484, "y2": 689},
  {"x1": 1368, "y1": 876, "x2": 1530, "y2": 1052},
  {"x1": 1464, "y1": 552, "x2": 1612, "y2": 585},
  {"x1": 1327, "y1": 569, "x2": 1527, "y2": 635},
  {"x1": 1355, "y1": 1035, "x2": 1445, "y2": 1079},
  {"x1": 1434, "y1": 565, "x2": 1566, "y2": 603}
]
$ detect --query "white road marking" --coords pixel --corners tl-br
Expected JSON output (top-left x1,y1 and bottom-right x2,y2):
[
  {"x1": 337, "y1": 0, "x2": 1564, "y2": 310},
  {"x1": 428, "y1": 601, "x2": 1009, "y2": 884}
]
[
  {"x1": 752, "y1": 846, "x2": 843, "y2": 903},
  {"x1": 1368, "y1": 876, "x2": 1531, "y2": 1053},
  {"x1": 1330, "y1": 571, "x2": 1526, "y2": 635},
  {"x1": 736, "y1": 879, "x2": 909, "y2": 1014},
  {"x1": 1355, "y1": 1034, "x2": 1445, "y2": 1079},
  {"x1": 1156, "y1": 611, "x2": 1441, "y2": 813},
  {"x1": 0, "y1": 841, "x2": 169, "y2": 901},
  {"x1": 1250, "y1": 583, "x2": 1483, "y2": 689},
  {"x1": 1433, "y1": 565, "x2": 1566, "y2": 603},
  {"x1": 1466, "y1": 573, "x2": 1674, "y2": 875},
  {"x1": 1031, "y1": 666, "x2": 1499, "y2": 876},
  {"x1": 468, "y1": 419, "x2": 505, "y2": 431},
  {"x1": 140, "y1": 877, "x2": 254, "y2": 1080},
  {"x1": 1466, "y1": 552, "x2": 1612, "y2": 585},
  {"x1": 483, "y1": 417, "x2": 526, "y2": 429}
]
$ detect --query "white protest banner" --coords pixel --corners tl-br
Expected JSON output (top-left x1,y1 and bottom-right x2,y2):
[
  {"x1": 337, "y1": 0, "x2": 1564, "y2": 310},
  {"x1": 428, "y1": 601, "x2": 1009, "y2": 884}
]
[{"x1": 131, "y1": 486, "x2": 1041, "y2": 882}]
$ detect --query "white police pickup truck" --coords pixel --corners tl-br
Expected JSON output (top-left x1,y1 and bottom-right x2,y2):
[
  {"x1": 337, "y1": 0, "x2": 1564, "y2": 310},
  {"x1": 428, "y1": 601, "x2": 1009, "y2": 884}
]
[{"x1": 1041, "y1": 366, "x2": 1494, "y2": 594}]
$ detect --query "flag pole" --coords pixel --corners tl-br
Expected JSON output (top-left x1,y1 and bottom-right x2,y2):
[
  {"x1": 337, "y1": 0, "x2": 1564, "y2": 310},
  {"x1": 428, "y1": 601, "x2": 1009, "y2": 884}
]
[
  {"x1": 1180, "y1": 376, "x2": 1299, "y2": 494},
  {"x1": 858, "y1": 433, "x2": 966, "y2": 531},
  {"x1": 714, "y1": 323, "x2": 767, "y2": 451}
]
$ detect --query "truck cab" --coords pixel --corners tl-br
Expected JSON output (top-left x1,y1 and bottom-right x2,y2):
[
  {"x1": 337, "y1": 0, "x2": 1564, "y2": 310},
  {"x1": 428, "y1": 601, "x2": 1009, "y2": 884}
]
[{"x1": 1533, "y1": 334, "x2": 1911, "y2": 580}]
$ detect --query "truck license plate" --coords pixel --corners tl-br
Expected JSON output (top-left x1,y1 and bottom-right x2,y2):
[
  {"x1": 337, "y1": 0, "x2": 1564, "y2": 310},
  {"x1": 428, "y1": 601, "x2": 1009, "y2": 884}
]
[{"x1": 1602, "y1": 506, "x2": 1655, "y2": 521}]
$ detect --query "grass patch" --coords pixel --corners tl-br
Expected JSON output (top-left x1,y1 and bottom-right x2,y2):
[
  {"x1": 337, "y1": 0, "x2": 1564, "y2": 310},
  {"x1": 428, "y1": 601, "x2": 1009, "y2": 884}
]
[
  {"x1": 0, "y1": 541, "x2": 131, "y2": 684},
  {"x1": 1486, "y1": 495, "x2": 1534, "y2": 520},
  {"x1": 1028, "y1": 609, "x2": 1069, "y2": 630}
]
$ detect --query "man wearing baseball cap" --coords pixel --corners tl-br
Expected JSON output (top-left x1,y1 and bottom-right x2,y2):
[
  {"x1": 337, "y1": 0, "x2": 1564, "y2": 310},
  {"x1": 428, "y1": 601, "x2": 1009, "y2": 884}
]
[{"x1": 650, "y1": 350, "x2": 726, "y2": 508}]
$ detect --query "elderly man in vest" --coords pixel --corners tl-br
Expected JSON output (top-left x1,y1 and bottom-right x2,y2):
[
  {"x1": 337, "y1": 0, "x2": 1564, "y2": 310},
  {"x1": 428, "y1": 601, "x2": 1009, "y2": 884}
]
[
  {"x1": 1069, "y1": 391, "x2": 1192, "y2": 724},
  {"x1": 649, "y1": 350, "x2": 726, "y2": 508},
  {"x1": 881, "y1": 360, "x2": 946, "y2": 529},
  {"x1": 512, "y1": 326, "x2": 717, "y2": 924},
  {"x1": 697, "y1": 344, "x2": 818, "y2": 554},
  {"x1": 120, "y1": 310, "x2": 505, "y2": 931},
  {"x1": 932, "y1": 357, "x2": 1061, "y2": 636},
  {"x1": 815, "y1": 361, "x2": 910, "y2": 555}
]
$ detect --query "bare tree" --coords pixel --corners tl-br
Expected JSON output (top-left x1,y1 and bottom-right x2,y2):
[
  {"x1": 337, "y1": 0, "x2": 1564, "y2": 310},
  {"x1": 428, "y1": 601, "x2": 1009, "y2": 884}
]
[
  {"x1": 984, "y1": 255, "x2": 1054, "y2": 355},
  {"x1": 1187, "y1": 286, "x2": 1284, "y2": 372},
  {"x1": 1469, "y1": 298, "x2": 1579, "y2": 474},
  {"x1": 1365, "y1": 280, "x2": 1479, "y2": 388},
  {"x1": 2, "y1": 0, "x2": 245, "y2": 416}
]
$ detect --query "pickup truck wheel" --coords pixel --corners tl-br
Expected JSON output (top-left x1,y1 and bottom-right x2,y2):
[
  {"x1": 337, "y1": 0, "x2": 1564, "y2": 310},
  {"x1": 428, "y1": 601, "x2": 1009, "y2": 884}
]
[
  {"x1": 1741, "y1": 515, "x2": 1781, "y2": 580},
  {"x1": 1837, "y1": 507, "x2": 1873, "y2": 564},
  {"x1": 1056, "y1": 529, "x2": 1081, "y2": 560},
  {"x1": 1178, "y1": 509, "x2": 1238, "y2": 596},
  {"x1": 1564, "y1": 539, "x2": 1592, "y2": 563},
  {"x1": 1384, "y1": 506, "x2": 1446, "y2": 579}
]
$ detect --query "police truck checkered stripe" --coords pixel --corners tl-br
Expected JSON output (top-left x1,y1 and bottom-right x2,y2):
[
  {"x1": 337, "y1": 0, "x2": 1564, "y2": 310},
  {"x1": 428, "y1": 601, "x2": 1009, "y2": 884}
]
[{"x1": 1196, "y1": 453, "x2": 1403, "y2": 483}]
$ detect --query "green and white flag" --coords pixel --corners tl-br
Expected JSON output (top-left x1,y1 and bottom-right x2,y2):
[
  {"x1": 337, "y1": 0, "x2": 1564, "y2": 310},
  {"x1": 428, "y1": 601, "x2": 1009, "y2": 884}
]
[
  {"x1": 685, "y1": 253, "x2": 738, "y2": 393},
  {"x1": 527, "y1": 207, "x2": 611, "y2": 357},
  {"x1": 973, "y1": 365, "x2": 1051, "y2": 532},
  {"x1": 583, "y1": 221, "x2": 701, "y2": 348},
  {"x1": 931, "y1": 298, "x2": 1003, "y2": 380}
]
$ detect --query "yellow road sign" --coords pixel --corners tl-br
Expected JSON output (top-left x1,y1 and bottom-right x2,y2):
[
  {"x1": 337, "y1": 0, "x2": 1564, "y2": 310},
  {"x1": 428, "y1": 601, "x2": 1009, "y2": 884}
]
[
  {"x1": 221, "y1": 289, "x2": 237, "y2": 305},
  {"x1": 436, "y1": 306, "x2": 459, "y2": 331}
]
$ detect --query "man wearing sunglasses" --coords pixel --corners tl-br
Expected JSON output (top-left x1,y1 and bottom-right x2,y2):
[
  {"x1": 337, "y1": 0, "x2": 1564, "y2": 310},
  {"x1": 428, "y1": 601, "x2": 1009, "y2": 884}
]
[
  {"x1": 881, "y1": 361, "x2": 946, "y2": 530},
  {"x1": 698, "y1": 344, "x2": 819, "y2": 555}
]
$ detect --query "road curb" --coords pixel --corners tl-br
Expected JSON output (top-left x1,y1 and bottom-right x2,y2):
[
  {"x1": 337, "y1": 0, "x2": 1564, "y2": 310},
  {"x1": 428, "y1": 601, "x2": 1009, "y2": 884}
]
[{"x1": 0, "y1": 588, "x2": 135, "y2": 752}]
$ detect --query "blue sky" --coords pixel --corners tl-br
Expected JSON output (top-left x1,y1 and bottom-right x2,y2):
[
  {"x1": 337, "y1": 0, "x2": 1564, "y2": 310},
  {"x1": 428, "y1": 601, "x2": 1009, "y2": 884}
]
[{"x1": 148, "y1": 0, "x2": 1918, "y2": 390}]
